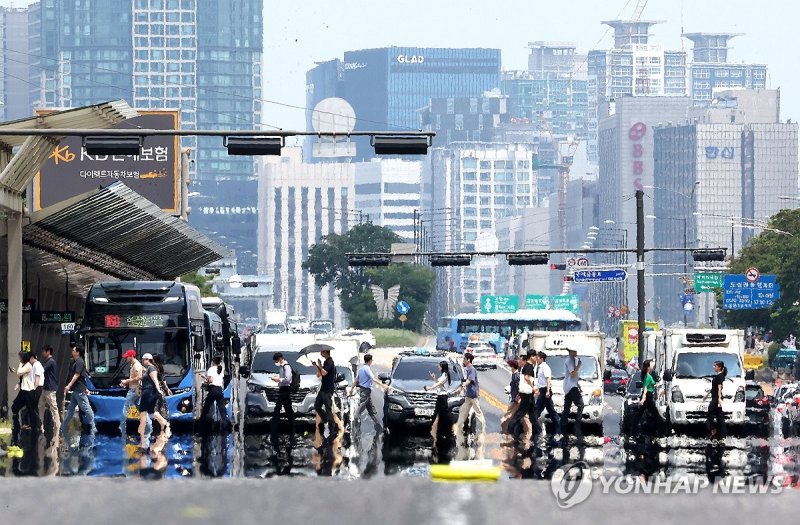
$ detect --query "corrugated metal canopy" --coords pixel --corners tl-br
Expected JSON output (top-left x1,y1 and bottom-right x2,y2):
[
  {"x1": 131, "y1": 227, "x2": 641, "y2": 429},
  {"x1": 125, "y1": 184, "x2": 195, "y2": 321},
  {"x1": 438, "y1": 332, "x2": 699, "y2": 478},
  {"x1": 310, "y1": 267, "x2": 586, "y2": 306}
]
[
  {"x1": 23, "y1": 182, "x2": 230, "y2": 280},
  {"x1": 0, "y1": 100, "x2": 137, "y2": 195}
]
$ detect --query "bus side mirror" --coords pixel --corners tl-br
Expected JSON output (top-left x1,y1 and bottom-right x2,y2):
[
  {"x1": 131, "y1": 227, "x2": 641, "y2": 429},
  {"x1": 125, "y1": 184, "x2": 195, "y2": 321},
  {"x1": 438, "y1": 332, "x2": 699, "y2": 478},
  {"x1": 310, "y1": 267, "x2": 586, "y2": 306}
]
[
  {"x1": 239, "y1": 365, "x2": 250, "y2": 378},
  {"x1": 232, "y1": 336, "x2": 242, "y2": 356},
  {"x1": 663, "y1": 371, "x2": 673, "y2": 382},
  {"x1": 193, "y1": 334, "x2": 204, "y2": 353}
]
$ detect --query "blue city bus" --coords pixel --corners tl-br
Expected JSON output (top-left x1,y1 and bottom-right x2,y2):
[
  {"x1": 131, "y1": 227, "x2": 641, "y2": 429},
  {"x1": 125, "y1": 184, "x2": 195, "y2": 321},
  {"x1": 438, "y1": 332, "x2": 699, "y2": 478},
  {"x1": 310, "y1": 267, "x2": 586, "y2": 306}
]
[
  {"x1": 436, "y1": 316, "x2": 456, "y2": 351},
  {"x1": 451, "y1": 309, "x2": 583, "y2": 354},
  {"x1": 79, "y1": 281, "x2": 208, "y2": 425}
]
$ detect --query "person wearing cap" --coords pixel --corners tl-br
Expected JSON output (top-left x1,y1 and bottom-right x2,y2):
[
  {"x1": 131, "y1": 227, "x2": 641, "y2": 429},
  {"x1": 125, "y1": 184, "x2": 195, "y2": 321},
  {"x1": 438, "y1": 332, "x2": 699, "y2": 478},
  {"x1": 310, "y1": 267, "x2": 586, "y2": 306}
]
[
  {"x1": 119, "y1": 349, "x2": 152, "y2": 441},
  {"x1": 136, "y1": 353, "x2": 170, "y2": 450},
  {"x1": 561, "y1": 347, "x2": 584, "y2": 443},
  {"x1": 63, "y1": 344, "x2": 96, "y2": 440}
]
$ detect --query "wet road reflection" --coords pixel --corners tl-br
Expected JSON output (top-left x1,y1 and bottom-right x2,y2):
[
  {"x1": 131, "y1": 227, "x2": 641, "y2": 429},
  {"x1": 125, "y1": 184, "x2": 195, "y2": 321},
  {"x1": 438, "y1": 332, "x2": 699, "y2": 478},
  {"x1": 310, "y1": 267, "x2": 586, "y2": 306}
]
[{"x1": 4, "y1": 389, "x2": 800, "y2": 486}]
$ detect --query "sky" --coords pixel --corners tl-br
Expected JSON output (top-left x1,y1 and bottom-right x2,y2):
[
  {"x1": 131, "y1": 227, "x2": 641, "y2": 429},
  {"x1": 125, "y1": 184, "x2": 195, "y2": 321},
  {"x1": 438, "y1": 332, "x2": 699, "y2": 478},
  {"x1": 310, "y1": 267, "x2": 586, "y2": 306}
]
[{"x1": 3, "y1": 0, "x2": 798, "y2": 132}]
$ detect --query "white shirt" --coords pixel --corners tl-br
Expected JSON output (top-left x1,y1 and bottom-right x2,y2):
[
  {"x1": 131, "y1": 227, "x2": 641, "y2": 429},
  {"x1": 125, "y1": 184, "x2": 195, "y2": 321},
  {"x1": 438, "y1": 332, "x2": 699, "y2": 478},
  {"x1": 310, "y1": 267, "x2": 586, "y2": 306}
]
[
  {"x1": 536, "y1": 361, "x2": 552, "y2": 389},
  {"x1": 430, "y1": 372, "x2": 449, "y2": 394},
  {"x1": 206, "y1": 365, "x2": 224, "y2": 387},
  {"x1": 17, "y1": 362, "x2": 34, "y2": 391},
  {"x1": 32, "y1": 361, "x2": 45, "y2": 389}
]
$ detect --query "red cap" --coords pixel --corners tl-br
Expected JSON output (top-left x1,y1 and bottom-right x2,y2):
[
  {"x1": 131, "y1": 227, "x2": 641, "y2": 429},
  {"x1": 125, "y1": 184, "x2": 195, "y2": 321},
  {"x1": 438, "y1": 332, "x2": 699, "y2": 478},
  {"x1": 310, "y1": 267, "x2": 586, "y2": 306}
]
[{"x1": 122, "y1": 349, "x2": 136, "y2": 359}]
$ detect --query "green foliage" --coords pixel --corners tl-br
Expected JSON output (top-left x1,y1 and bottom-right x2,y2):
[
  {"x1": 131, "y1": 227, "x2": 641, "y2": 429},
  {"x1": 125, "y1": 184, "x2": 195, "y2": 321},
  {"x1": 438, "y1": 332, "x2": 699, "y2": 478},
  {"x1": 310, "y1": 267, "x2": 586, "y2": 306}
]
[
  {"x1": 722, "y1": 209, "x2": 800, "y2": 339},
  {"x1": 371, "y1": 328, "x2": 420, "y2": 348},
  {"x1": 303, "y1": 224, "x2": 435, "y2": 330},
  {"x1": 180, "y1": 271, "x2": 216, "y2": 297}
]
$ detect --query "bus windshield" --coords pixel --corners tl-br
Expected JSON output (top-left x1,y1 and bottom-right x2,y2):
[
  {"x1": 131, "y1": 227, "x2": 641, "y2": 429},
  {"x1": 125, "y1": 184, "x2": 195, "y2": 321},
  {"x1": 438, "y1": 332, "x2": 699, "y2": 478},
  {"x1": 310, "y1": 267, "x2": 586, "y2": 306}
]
[{"x1": 85, "y1": 329, "x2": 189, "y2": 378}]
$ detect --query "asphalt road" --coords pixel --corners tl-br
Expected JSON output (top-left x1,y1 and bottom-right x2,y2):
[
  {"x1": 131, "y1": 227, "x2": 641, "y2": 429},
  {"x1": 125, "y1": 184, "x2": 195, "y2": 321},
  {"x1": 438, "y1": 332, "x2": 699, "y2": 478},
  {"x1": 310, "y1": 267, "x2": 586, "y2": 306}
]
[{"x1": 1, "y1": 476, "x2": 798, "y2": 525}]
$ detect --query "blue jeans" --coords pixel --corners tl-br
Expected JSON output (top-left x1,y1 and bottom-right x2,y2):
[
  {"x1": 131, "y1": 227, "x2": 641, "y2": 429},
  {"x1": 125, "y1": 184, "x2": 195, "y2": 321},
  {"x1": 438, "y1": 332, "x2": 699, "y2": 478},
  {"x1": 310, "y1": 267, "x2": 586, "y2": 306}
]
[
  {"x1": 121, "y1": 390, "x2": 152, "y2": 440},
  {"x1": 62, "y1": 390, "x2": 96, "y2": 438}
]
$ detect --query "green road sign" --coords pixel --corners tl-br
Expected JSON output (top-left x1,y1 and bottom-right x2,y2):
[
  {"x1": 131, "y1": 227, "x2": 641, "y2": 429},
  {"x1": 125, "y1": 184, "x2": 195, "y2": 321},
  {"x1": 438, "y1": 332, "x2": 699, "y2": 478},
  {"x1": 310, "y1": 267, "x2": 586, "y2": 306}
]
[
  {"x1": 695, "y1": 272, "x2": 724, "y2": 292},
  {"x1": 480, "y1": 294, "x2": 520, "y2": 314},
  {"x1": 552, "y1": 294, "x2": 580, "y2": 314},
  {"x1": 524, "y1": 294, "x2": 551, "y2": 310}
]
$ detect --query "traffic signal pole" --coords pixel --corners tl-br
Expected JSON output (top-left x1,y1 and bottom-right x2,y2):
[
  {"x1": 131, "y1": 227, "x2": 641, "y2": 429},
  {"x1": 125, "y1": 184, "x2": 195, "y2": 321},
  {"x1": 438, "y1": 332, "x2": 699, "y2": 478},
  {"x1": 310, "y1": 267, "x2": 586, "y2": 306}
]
[{"x1": 636, "y1": 189, "x2": 647, "y2": 366}]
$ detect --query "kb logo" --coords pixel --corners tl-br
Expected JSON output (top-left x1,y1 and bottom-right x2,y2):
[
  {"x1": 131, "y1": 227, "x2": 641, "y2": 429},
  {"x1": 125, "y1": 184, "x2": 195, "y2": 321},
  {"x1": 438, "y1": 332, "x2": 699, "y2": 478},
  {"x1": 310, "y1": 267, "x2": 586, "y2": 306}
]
[{"x1": 551, "y1": 461, "x2": 593, "y2": 509}]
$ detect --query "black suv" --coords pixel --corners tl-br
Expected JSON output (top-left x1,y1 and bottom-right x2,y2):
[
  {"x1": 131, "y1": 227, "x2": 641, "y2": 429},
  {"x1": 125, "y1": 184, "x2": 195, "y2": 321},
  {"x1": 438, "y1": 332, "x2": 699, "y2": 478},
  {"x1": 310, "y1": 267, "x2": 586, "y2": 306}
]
[{"x1": 379, "y1": 351, "x2": 465, "y2": 430}]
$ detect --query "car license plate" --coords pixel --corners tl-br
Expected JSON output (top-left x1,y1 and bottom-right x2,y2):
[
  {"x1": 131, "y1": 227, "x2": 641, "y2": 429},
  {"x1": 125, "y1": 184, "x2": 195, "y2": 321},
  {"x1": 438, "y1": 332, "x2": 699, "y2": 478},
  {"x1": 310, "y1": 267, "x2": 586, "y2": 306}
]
[
  {"x1": 415, "y1": 408, "x2": 434, "y2": 417},
  {"x1": 128, "y1": 405, "x2": 140, "y2": 419},
  {"x1": 696, "y1": 404, "x2": 707, "y2": 412}
]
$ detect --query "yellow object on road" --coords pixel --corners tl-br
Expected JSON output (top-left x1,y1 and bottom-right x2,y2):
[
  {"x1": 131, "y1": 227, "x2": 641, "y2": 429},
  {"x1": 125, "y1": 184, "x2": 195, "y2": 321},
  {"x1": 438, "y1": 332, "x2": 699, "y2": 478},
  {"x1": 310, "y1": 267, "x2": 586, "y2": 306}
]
[
  {"x1": 744, "y1": 353, "x2": 764, "y2": 370},
  {"x1": 430, "y1": 460, "x2": 501, "y2": 482}
]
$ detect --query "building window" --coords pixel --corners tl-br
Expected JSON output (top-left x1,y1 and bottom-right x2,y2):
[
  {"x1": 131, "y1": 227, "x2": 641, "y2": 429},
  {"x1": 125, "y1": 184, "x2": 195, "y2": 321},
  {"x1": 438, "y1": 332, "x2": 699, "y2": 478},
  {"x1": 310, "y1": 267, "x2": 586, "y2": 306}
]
[
  {"x1": 463, "y1": 171, "x2": 477, "y2": 181},
  {"x1": 480, "y1": 160, "x2": 491, "y2": 169},
  {"x1": 462, "y1": 157, "x2": 478, "y2": 169}
]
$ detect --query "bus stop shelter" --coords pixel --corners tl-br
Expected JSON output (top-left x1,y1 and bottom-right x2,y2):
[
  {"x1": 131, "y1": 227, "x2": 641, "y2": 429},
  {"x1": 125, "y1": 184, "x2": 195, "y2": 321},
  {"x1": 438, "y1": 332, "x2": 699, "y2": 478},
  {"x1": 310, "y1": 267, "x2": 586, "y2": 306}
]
[{"x1": 0, "y1": 101, "x2": 228, "y2": 414}]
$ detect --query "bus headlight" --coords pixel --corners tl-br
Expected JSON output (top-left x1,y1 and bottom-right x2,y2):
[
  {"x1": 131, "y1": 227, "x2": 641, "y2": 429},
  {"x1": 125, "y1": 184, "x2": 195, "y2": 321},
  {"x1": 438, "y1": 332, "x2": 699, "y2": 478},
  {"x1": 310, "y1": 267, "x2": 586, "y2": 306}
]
[{"x1": 178, "y1": 397, "x2": 192, "y2": 413}]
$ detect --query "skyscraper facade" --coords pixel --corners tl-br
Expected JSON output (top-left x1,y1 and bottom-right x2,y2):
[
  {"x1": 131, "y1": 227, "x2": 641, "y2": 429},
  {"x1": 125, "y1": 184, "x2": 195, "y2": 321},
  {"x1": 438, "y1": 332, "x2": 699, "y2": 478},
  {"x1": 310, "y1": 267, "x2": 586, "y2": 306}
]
[
  {"x1": 306, "y1": 47, "x2": 502, "y2": 159},
  {"x1": 430, "y1": 142, "x2": 537, "y2": 312},
  {"x1": 354, "y1": 159, "x2": 424, "y2": 243},
  {"x1": 652, "y1": 89, "x2": 798, "y2": 324},
  {"x1": 25, "y1": 0, "x2": 263, "y2": 273},
  {"x1": 259, "y1": 149, "x2": 355, "y2": 328},
  {"x1": 683, "y1": 33, "x2": 767, "y2": 107},
  {"x1": 0, "y1": 7, "x2": 30, "y2": 121},
  {"x1": 587, "y1": 20, "x2": 688, "y2": 161}
]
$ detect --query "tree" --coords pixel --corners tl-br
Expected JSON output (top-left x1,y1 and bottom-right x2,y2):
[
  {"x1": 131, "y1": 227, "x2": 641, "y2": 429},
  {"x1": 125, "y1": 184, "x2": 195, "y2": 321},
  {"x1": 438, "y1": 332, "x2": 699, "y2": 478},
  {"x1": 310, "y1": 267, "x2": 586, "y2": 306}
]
[
  {"x1": 722, "y1": 209, "x2": 800, "y2": 339},
  {"x1": 180, "y1": 270, "x2": 216, "y2": 296},
  {"x1": 303, "y1": 224, "x2": 435, "y2": 330}
]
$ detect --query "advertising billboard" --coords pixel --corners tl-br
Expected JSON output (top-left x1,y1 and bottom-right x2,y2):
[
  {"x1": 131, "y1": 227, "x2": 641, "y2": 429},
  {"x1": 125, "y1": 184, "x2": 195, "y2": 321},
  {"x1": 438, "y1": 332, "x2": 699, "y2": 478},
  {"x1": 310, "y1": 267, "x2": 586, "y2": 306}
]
[
  {"x1": 33, "y1": 111, "x2": 180, "y2": 214},
  {"x1": 619, "y1": 319, "x2": 659, "y2": 362}
]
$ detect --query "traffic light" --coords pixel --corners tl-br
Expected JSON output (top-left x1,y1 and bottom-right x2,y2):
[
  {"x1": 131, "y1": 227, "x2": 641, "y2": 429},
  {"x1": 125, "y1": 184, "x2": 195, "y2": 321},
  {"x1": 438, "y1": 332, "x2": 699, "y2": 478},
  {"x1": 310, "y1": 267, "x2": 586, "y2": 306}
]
[
  {"x1": 429, "y1": 254, "x2": 472, "y2": 267},
  {"x1": 242, "y1": 282, "x2": 259, "y2": 288},
  {"x1": 563, "y1": 276, "x2": 574, "y2": 282},
  {"x1": 348, "y1": 254, "x2": 391, "y2": 267},
  {"x1": 204, "y1": 268, "x2": 221, "y2": 275},
  {"x1": 507, "y1": 251, "x2": 549, "y2": 266},
  {"x1": 692, "y1": 249, "x2": 726, "y2": 262},
  {"x1": 550, "y1": 263, "x2": 567, "y2": 270}
]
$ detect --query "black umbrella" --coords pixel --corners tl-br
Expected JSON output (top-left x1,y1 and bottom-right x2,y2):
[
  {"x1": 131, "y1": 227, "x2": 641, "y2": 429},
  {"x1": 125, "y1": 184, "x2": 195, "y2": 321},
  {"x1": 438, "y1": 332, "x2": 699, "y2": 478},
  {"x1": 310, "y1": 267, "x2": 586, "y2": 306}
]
[{"x1": 297, "y1": 343, "x2": 336, "y2": 366}]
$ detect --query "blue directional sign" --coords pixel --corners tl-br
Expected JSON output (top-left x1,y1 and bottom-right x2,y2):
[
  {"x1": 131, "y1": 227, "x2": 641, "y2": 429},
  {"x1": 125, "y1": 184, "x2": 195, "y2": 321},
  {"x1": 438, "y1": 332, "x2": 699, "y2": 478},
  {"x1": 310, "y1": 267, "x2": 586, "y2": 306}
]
[
  {"x1": 396, "y1": 300, "x2": 410, "y2": 314},
  {"x1": 723, "y1": 274, "x2": 780, "y2": 310},
  {"x1": 573, "y1": 269, "x2": 628, "y2": 283}
]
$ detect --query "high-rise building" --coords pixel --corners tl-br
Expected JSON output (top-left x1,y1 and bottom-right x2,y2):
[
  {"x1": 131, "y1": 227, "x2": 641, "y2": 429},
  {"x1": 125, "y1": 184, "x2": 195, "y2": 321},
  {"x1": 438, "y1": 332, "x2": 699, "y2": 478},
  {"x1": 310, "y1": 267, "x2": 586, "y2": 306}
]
[
  {"x1": 430, "y1": 142, "x2": 537, "y2": 312},
  {"x1": 683, "y1": 33, "x2": 767, "y2": 107},
  {"x1": 495, "y1": 207, "x2": 551, "y2": 298},
  {"x1": 597, "y1": 95, "x2": 691, "y2": 317},
  {"x1": 502, "y1": 42, "x2": 589, "y2": 140},
  {"x1": 259, "y1": 149, "x2": 355, "y2": 328},
  {"x1": 652, "y1": 89, "x2": 798, "y2": 325},
  {"x1": 306, "y1": 47, "x2": 501, "y2": 159},
  {"x1": 418, "y1": 92, "x2": 508, "y2": 149},
  {"x1": 587, "y1": 20, "x2": 688, "y2": 161},
  {"x1": 25, "y1": 0, "x2": 263, "y2": 274},
  {"x1": 354, "y1": 159, "x2": 423, "y2": 243},
  {"x1": 0, "y1": 7, "x2": 30, "y2": 121}
]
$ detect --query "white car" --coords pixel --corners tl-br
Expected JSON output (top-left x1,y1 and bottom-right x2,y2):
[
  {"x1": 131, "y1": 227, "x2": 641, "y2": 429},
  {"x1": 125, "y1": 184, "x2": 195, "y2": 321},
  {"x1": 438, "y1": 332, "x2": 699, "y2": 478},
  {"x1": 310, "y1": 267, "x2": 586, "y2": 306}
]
[
  {"x1": 338, "y1": 329, "x2": 377, "y2": 353},
  {"x1": 469, "y1": 344, "x2": 500, "y2": 370},
  {"x1": 287, "y1": 315, "x2": 310, "y2": 333}
]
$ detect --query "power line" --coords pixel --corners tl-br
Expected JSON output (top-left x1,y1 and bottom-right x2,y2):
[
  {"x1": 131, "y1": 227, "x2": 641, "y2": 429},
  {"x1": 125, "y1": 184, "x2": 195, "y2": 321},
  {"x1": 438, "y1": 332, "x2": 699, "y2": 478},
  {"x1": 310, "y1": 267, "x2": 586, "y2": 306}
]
[{"x1": 3, "y1": 45, "x2": 415, "y2": 132}]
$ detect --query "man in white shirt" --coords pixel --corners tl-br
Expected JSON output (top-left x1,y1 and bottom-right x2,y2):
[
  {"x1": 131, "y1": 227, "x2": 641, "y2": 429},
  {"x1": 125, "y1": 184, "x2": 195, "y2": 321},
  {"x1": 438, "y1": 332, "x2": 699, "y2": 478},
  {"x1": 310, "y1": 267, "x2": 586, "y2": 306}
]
[
  {"x1": 30, "y1": 352, "x2": 45, "y2": 414},
  {"x1": 534, "y1": 351, "x2": 561, "y2": 437}
]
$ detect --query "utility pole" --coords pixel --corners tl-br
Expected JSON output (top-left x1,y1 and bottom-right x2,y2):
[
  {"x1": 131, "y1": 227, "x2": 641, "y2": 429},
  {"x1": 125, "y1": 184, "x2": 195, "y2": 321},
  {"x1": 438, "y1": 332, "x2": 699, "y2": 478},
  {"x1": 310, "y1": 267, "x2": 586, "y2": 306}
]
[{"x1": 636, "y1": 189, "x2": 646, "y2": 365}]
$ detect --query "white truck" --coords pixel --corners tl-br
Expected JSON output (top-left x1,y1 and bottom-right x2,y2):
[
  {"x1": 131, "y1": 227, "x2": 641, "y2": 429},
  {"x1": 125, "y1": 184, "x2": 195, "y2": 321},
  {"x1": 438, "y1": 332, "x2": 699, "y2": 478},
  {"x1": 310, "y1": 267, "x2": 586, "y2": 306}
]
[
  {"x1": 263, "y1": 309, "x2": 288, "y2": 334},
  {"x1": 525, "y1": 331, "x2": 606, "y2": 431},
  {"x1": 655, "y1": 329, "x2": 746, "y2": 431}
]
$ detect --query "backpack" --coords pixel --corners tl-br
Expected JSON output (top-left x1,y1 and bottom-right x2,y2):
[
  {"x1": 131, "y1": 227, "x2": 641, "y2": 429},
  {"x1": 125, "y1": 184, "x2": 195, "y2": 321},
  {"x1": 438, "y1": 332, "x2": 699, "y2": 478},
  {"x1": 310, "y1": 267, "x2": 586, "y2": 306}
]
[{"x1": 287, "y1": 363, "x2": 301, "y2": 392}]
